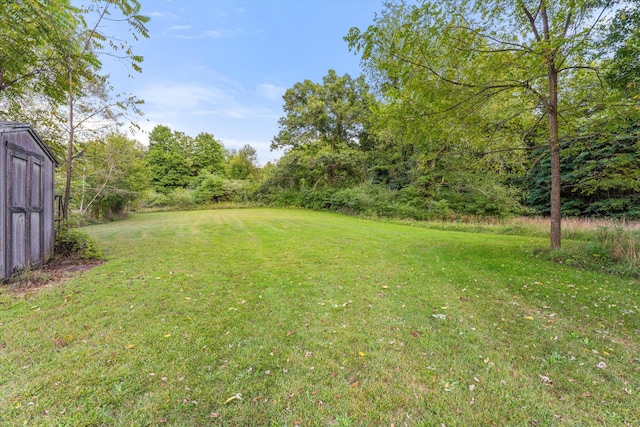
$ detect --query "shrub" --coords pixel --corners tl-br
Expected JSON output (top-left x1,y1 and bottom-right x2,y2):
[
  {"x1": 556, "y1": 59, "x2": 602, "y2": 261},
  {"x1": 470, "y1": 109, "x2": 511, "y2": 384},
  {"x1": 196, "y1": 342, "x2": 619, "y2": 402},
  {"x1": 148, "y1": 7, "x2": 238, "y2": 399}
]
[
  {"x1": 222, "y1": 179, "x2": 258, "y2": 203},
  {"x1": 144, "y1": 190, "x2": 171, "y2": 208},
  {"x1": 193, "y1": 174, "x2": 225, "y2": 203},
  {"x1": 299, "y1": 188, "x2": 335, "y2": 210},
  {"x1": 54, "y1": 228, "x2": 101, "y2": 260},
  {"x1": 437, "y1": 181, "x2": 527, "y2": 217},
  {"x1": 168, "y1": 188, "x2": 196, "y2": 208}
]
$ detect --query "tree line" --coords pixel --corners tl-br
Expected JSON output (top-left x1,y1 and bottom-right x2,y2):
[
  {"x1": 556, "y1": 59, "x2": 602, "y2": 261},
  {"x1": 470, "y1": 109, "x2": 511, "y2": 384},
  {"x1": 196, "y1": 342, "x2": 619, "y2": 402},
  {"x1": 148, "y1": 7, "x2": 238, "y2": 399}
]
[{"x1": 1, "y1": 0, "x2": 638, "y2": 250}]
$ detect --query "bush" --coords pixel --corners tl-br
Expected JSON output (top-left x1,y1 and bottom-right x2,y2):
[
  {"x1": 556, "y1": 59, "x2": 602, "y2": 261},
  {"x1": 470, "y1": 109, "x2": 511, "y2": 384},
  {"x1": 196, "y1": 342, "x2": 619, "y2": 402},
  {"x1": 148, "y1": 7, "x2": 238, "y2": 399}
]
[
  {"x1": 193, "y1": 174, "x2": 225, "y2": 203},
  {"x1": 222, "y1": 179, "x2": 257, "y2": 203},
  {"x1": 299, "y1": 188, "x2": 335, "y2": 210},
  {"x1": 54, "y1": 228, "x2": 101, "y2": 260},
  {"x1": 144, "y1": 190, "x2": 172, "y2": 208},
  {"x1": 436, "y1": 181, "x2": 527, "y2": 217},
  {"x1": 168, "y1": 188, "x2": 196, "y2": 208}
]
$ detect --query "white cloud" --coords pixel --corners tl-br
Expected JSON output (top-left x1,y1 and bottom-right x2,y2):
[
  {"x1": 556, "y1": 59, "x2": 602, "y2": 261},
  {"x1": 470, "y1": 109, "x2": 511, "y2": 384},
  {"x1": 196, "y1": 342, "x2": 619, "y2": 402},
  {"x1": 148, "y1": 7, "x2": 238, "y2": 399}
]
[
  {"x1": 194, "y1": 67, "x2": 245, "y2": 92},
  {"x1": 201, "y1": 30, "x2": 223, "y2": 38},
  {"x1": 173, "y1": 28, "x2": 244, "y2": 39},
  {"x1": 132, "y1": 77, "x2": 283, "y2": 164},
  {"x1": 167, "y1": 24, "x2": 191, "y2": 31},
  {"x1": 190, "y1": 106, "x2": 279, "y2": 120},
  {"x1": 139, "y1": 83, "x2": 233, "y2": 111},
  {"x1": 257, "y1": 83, "x2": 286, "y2": 100}
]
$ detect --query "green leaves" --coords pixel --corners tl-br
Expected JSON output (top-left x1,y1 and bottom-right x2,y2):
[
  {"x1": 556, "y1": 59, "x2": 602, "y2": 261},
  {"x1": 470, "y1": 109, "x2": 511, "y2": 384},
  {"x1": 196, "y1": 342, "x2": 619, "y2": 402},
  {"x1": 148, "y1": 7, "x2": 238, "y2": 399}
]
[
  {"x1": 271, "y1": 70, "x2": 374, "y2": 151},
  {"x1": 147, "y1": 125, "x2": 226, "y2": 192},
  {"x1": 78, "y1": 133, "x2": 149, "y2": 219},
  {"x1": 0, "y1": 0, "x2": 77, "y2": 100}
]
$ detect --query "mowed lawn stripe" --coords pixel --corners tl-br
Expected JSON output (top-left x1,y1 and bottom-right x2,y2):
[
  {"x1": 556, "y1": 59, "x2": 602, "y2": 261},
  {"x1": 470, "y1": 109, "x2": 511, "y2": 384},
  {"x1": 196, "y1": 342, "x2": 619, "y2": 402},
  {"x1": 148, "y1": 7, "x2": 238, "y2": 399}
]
[{"x1": 1, "y1": 209, "x2": 638, "y2": 426}]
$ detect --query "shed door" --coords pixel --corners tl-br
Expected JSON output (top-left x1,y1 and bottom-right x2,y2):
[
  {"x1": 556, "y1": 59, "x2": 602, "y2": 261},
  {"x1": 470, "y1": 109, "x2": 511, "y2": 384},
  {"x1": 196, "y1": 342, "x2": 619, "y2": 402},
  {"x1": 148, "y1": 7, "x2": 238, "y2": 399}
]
[{"x1": 6, "y1": 148, "x2": 44, "y2": 275}]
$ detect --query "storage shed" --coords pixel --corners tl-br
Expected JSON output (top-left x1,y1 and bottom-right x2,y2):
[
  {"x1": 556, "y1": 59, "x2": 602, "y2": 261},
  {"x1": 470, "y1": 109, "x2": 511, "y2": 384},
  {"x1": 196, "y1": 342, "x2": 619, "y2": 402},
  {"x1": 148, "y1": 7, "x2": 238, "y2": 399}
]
[{"x1": 0, "y1": 121, "x2": 58, "y2": 279}]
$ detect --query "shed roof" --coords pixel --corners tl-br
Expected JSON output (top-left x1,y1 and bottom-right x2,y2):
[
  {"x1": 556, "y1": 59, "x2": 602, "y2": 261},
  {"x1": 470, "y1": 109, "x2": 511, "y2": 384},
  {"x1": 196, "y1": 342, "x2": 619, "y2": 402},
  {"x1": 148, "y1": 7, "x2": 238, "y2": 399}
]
[{"x1": 0, "y1": 120, "x2": 59, "y2": 165}]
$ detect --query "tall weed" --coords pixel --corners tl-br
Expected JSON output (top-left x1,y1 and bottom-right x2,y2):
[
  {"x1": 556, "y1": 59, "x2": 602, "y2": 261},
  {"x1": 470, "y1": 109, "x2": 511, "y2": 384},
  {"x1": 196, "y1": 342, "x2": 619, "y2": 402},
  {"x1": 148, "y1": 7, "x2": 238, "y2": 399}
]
[{"x1": 594, "y1": 226, "x2": 639, "y2": 276}]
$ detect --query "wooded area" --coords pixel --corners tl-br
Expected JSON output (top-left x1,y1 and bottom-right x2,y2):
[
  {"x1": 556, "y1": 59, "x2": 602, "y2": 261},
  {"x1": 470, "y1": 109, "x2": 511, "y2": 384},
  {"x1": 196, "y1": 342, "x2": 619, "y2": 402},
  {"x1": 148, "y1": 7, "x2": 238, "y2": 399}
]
[{"x1": 0, "y1": 0, "x2": 638, "y2": 250}]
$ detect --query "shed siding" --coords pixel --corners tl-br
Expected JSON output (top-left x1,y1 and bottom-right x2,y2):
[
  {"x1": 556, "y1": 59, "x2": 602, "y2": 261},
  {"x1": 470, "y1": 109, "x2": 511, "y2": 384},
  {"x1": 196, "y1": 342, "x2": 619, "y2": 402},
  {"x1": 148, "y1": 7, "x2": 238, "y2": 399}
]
[
  {"x1": 42, "y1": 153, "x2": 55, "y2": 262},
  {"x1": 1, "y1": 122, "x2": 58, "y2": 279},
  {"x1": 0, "y1": 133, "x2": 4, "y2": 277}
]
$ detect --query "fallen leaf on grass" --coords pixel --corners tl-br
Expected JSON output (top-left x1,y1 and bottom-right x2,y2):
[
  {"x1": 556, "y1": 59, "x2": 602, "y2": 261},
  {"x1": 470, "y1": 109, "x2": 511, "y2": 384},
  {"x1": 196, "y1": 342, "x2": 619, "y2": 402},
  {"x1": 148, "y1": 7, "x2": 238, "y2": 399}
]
[
  {"x1": 224, "y1": 393, "x2": 242, "y2": 404},
  {"x1": 539, "y1": 374, "x2": 553, "y2": 385},
  {"x1": 442, "y1": 381, "x2": 457, "y2": 392},
  {"x1": 524, "y1": 316, "x2": 534, "y2": 320},
  {"x1": 358, "y1": 351, "x2": 366, "y2": 357}
]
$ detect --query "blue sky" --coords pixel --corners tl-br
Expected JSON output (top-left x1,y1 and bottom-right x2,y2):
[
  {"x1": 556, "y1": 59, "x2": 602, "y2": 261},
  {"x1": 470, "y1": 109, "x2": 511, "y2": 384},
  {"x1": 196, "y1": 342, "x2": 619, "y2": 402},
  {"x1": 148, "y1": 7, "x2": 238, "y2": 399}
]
[{"x1": 103, "y1": 0, "x2": 387, "y2": 164}]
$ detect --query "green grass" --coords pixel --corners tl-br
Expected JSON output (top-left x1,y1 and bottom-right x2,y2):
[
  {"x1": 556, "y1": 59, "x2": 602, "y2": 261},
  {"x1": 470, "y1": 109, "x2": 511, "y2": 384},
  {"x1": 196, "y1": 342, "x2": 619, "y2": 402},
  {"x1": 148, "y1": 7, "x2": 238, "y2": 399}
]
[{"x1": 1, "y1": 208, "x2": 639, "y2": 426}]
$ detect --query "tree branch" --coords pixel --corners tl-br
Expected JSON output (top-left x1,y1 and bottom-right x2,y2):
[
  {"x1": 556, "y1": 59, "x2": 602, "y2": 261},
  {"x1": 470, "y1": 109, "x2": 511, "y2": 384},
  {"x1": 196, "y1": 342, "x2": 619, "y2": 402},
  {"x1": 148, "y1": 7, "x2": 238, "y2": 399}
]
[{"x1": 520, "y1": 1, "x2": 542, "y2": 42}]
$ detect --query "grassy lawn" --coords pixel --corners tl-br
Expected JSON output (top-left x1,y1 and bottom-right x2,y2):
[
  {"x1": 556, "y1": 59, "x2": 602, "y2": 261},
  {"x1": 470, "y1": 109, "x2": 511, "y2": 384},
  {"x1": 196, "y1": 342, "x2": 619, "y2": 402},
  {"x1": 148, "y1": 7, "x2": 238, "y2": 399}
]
[{"x1": 1, "y1": 208, "x2": 639, "y2": 426}]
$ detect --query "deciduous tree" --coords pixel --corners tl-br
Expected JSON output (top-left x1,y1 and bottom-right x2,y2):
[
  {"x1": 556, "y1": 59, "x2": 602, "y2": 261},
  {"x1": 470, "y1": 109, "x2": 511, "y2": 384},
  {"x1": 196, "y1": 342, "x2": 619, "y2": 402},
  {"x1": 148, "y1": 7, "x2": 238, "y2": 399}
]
[
  {"x1": 0, "y1": 0, "x2": 75, "y2": 101},
  {"x1": 79, "y1": 133, "x2": 149, "y2": 219},
  {"x1": 146, "y1": 125, "x2": 227, "y2": 191},
  {"x1": 347, "y1": 0, "x2": 621, "y2": 248},
  {"x1": 227, "y1": 144, "x2": 260, "y2": 180},
  {"x1": 272, "y1": 69, "x2": 374, "y2": 151},
  {"x1": 271, "y1": 70, "x2": 374, "y2": 188},
  {"x1": 52, "y1": 0, "x2": 149, "y2": 222}
]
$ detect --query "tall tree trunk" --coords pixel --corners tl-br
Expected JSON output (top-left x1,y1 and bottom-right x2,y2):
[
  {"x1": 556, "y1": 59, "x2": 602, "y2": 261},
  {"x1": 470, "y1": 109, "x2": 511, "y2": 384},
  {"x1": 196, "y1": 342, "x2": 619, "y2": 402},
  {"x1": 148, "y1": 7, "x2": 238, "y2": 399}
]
[
  {"x1": 63, "y1": 68, "x2": 74, "y2": 224},
  {"x1": 548, "y1": 64, "x2": 562, "y2": 249},
  {"x1": 540, "y1": 3, "x2": 562, "y2": 250},
  {"x1": 520, "y1": 1, "x2": 563, "y2": 249}
]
